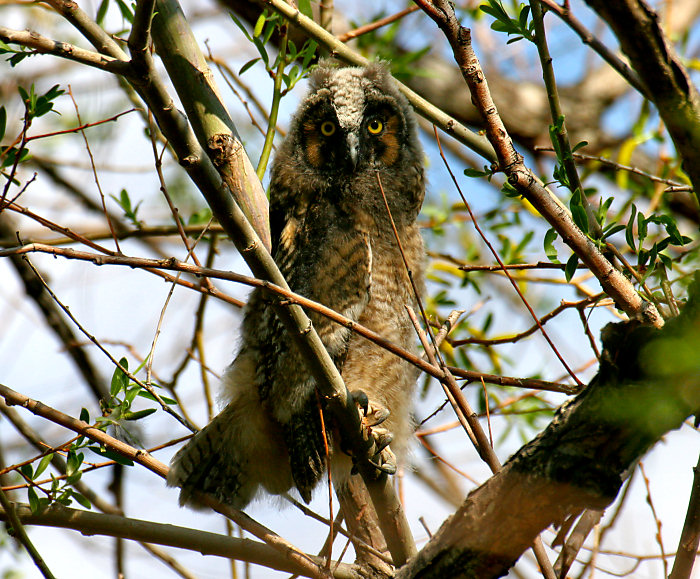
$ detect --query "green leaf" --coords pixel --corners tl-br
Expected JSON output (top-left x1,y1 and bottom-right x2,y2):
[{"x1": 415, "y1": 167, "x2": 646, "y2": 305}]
[
  {"x1": 301, "y1": 40, "x2": 318, "y2": 69},
  {"x1": 637, "y1": 211, "x2": 647, "y2": 245},
  {"x1": 124, "y1": 408, "x2": 157, "y2": 421},
  {"x1": 569, "y1": 190, "x2": 589, "y2": 234},
  {"x1": 111, "y1": 358, "x2": 129, "y2": 396},
  {"x1": 253, "y1": 12, "x2": 266, "y2": 37},
  {"x1": 96, "y1": 0, "x2": 110, "y2": 25},
  {"x1": 565, "y1": 253, "x2": 579, "y2": 282},
  {"x1": 28, "y1": 486, "x2": 40, "y2": 513},
  {"x1": 602, "y1": 223, "x2": 625, "y2": 240},
  {"x1": 572, "y1": 140, "x2": 588, "y2": 153},
  {"x1": 72, "y1": 492, "x2": 92, "y2": 510},
  {"x1": 66, "y1": 451, "x2": 83, "y2": 477},
  {"x1": 137, "y1": 390, "x2": 176, "y2": 405},
  {"x1": 297, "y1": 0, "x2": 313, "y2": 19},
  {"x1": 626, "y1": 204, "x2": 638, "y2": 252},
  {"x1": 230, "y1": 13, "x2": 254, "y2": 42},
  {"x1": 543, "y1": 228, "x2": 559, "y2": 262},
  {"x1": 79, "y1": 407, "x2": 90, "y2": 424},
  {"x1": 35, "y1": 453, "x2": 53, "y2": 479},
  {"x1": 87, "y1": 446, "x2": 134, "y2": 467},
  {"x1": 115, "y1": 0, "x2": 134, "y2": 23},
  {"x1": 464, "y1": 167, "x2": 492, "y2": 178}
]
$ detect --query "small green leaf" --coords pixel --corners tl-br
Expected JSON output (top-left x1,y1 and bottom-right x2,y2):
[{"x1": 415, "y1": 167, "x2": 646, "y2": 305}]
[
  {"x1": 569, "y1": 190, "x2": 589, "y2": 234},
  {"x1": 0, "y1": 107, "x2": 6, "y2": 141},
  {"x1": 96, "y1": 0, "x2": 109, "y2": 25},
  {"x1": 464, "y1": 167, "x2": 491, "y2": 178},
  {"x1": 626, "y1": 204, "x2": 637, "y2": 252},
  {"x1": 543, "y1": 228, "x2": 559, "y2": 262},
  {"x1": 115, "y1": 0, "x2": 134, "y2": 23},
  {"x1": 87, "y1": 446, "x2": 134, "y2": 467},
  {"x1": 111, "y1": 358, "x2": 129, "y2": 396},
  {"x1": 72, "y1": 492, "x2": 92, "y2": 510},
  {"x1": 565, "y1": 253, "x2": 579, "y2": 282},
  {"x1": 66, "y1": 450, "x2": 83, "y2": 477},
  {"x1": 137, "y1": 390, "x2": 176, "y2": 405},
  {"x1": 79, "y1": 407, "x2": 90, "y2": 423},
  {"x1": 124, "y1": 408, "x2": 157, "y2": 421},
  {"x1": 35, "y1": 453, "x2": 53, "y2": 479},
  {"x1": 230, "y1": 13, "x2": 254, "y2": 42},
  {"x1": 297, "y1": 0, "x2": 313, "y2": 19},
  {"x1": 602, "y1": 223, "x2": 625, "y2": 240},
  {"x1": 253, "y1": 13, "x2": 266, "y2": 37},
  {"x1": 572, "y1": 140, "x2": 588, "y2": 153},
  {"x1": 20, "y1": 464, "x2": 33, "y2": 479},
  {"x1": 28, "y1": 487, "x2": 40, "y2": 513}
]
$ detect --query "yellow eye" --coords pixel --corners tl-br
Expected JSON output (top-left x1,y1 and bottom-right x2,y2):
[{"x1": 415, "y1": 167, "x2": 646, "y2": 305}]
[
  {"x1": 368, "y1": 119, "x2": 383, "y2": 134},
  {"x1": 320, "y1": 121, "x2": 336, "y2": 136}
]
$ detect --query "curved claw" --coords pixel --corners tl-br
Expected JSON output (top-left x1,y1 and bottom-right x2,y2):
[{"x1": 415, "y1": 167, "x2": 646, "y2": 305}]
[
  {"x1": 368, "y1": 457, "x2": 397, "y2": 475},
  {"x1": 349, "y1": 389, "x2": 370, "y2": 415},
  {"x1": 372, "y1": 430, "x2": 393, "y2": 454}
]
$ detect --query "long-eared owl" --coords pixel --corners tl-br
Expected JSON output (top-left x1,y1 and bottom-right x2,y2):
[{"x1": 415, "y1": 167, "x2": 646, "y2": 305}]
[{"x1": 168, "y1": 61, "x2": 426, "y2": 509}]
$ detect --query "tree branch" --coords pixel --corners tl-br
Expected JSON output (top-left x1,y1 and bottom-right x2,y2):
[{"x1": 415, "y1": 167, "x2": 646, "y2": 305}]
[
  {"x1": 583, "y1": 0, "x2": 700, "y2": 203},
  {"x1": 0, "y1": 502, "x2": 362, "y2": 579}
]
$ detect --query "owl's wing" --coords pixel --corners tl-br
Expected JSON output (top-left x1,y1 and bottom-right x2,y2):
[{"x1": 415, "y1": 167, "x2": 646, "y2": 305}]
[{"x1": 258, "y1": 197, "x2": 372, "y2": 502}]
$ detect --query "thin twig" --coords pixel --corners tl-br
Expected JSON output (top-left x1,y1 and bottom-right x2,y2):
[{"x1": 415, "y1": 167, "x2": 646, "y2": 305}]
[{"x1": 336, "y1": 6, "x2": 420, "y2": 42}]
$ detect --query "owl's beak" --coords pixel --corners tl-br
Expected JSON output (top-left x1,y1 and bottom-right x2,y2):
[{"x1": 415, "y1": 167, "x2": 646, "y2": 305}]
[{"x1": 346, "y1": 132, "x2": 359, "y2": 169}]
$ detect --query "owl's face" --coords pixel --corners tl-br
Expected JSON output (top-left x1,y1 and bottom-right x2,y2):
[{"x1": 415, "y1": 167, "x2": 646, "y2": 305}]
[{"x1": 290, "y1": 63, "x2": 420, "y2": 179}]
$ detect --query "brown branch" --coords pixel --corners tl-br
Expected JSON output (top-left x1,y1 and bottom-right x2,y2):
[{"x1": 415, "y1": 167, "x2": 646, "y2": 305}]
[
  {"x1": 336, "y1": 6, "x2": 420, "y2": 42},
  {"x1": 0, "y1": 26, "x2": 130, "y2": 75},
  {"x1": 0, "y1": 502, "x2": 362, "y2": 579},
  {"x1": 0, "y1": 241, "x2": 576, "y2": 396},
  {"x1": 669, "y1": 452, "x2": 700, "y2": 579},
  {"x1": 450, "y1": 297, "x2": 600, "y2": 347}
]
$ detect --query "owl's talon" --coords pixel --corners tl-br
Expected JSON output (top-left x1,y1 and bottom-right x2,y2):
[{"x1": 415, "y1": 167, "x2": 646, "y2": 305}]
[
  {"x1": 369, "y1": 460, "x2": 397, "y2": 475},
  {"x1": 372, "y1": 429, "x2": 393, "y2": 453},
  {"x1": 349, "y1": 389, "x2": 370, "y2": 415},
  {"x1": 365, "y1": 406, "x2": 390, "y2": 427}
]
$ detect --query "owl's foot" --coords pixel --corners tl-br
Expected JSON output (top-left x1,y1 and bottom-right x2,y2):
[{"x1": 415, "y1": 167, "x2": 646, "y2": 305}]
[
  {"x1": 348, "y1": 390, "x2": 397, "y2": 475},
  {"x1": 350, "y1": 389, "x2": 390, "y2": 427}
]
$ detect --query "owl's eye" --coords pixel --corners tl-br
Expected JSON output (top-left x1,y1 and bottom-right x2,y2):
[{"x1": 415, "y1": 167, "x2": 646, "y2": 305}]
[
  {"x1": 367, "y1": 119, "x2": 383, "y2": 134},
  {"x1": 320, "y1": 121, "x2": 336, "y2": 136}
]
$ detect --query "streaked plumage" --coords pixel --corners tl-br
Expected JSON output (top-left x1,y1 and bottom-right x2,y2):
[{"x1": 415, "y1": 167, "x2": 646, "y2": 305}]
[{"x1": 168, "y1": 61, "x2": 426, "y2": 509}]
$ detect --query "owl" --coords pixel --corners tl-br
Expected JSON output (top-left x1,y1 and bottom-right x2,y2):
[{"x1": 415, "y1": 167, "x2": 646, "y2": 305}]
[{"x1": 167, "y1": 61, "x2": 426, "y2": 509}]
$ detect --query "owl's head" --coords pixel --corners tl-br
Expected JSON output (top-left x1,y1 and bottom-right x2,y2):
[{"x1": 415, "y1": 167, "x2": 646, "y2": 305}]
[{"x1": 287, "y1": 61, "x2": 421, "y2": 177}]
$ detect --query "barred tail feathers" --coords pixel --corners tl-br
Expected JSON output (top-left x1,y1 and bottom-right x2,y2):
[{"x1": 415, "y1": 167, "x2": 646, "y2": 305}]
[{"x1": 167, "y1": 354, "x2": 293, "y2": 510}]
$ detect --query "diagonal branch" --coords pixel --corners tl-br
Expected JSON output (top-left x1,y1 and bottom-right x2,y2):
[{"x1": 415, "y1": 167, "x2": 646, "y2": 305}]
[
  {"x1": 583, "y1": 0, "x2": 700, "y2": 202},
  {"x1": 414, "y1": 0, "x2": 664, "y2": 329}
]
